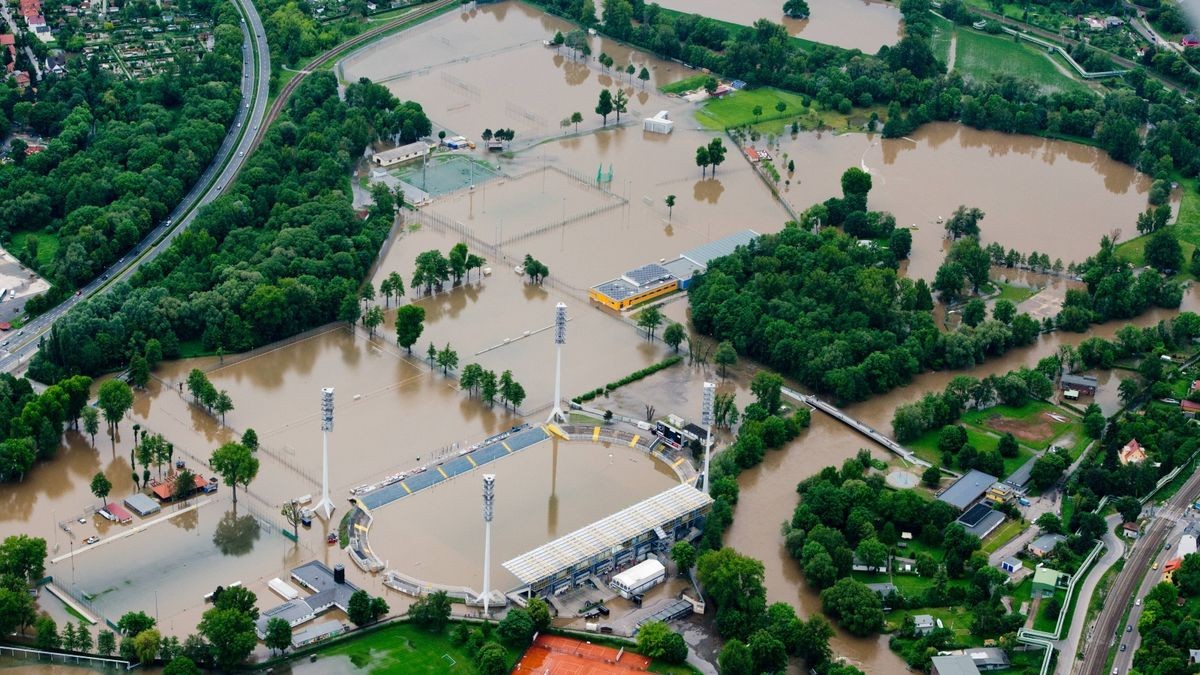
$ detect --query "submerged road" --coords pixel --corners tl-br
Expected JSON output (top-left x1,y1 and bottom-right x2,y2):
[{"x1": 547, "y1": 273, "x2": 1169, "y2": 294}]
[
  {"x1": 0, "y1": 0, "x2": 271, "y2": 375},
  {"x1": 1077, "y1": 467, "x2": 1200, "y2": 674}
]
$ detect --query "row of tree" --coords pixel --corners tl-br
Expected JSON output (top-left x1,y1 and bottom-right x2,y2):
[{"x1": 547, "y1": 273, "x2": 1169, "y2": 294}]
[
  {"x1": 459, "y1": 365, "x2": 527, "y2": 410},
  {"x1": 0, "y1": 372, "x2": 92, "y2": 481}
]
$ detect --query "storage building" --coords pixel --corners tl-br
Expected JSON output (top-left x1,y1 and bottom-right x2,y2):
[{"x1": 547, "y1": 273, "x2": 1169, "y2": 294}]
[
  {"x1": 610, "y1": 559, "x2": 666, "y2": 599},
  {"x1": 643, "y1": 110, "x2": 673, "y2": 134},
  {"x1": 124, "y1": 493, "x2": 160, "y2": 517},
  {"x1": 371, "y1": 141, "x2": 429, "y2": 168}
]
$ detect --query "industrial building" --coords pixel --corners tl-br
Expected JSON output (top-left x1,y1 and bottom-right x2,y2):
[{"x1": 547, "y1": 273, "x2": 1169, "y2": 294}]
[
  {"x1": 502, "y1": 484, "x2": 713, "y2": 597},
  {"x1": 936, "y1": 469, "x2": 1000, "y2": 511},
  {"x1": 371, "y1": 141, "x2": 430, "y2": 168},
  {"x1": 588, "y1": 230, "x2": 759, "y2": 310},
  {"x1": 255, "y1": 561, "x2": 359, "y2": 639}
]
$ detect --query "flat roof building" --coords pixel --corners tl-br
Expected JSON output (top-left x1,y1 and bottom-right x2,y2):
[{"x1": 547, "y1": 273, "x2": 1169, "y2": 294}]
[
  {"x1": 1028, "y1": 533, "x2": 1066, "y2": 557},
  {"x1": 931, "y1": 655, "x2": 982, "y2": 675},
  {"x1": 957, "y1": 503, "x2": 1006, "y2": 539},
  {"x1": 1032, "y1": 566, "x2": 1067, "y2": 597},
  {"x1": 643, "y1": 110, "x2": 673, "y2": 134},
  {"x1": 257, "y1": 561, "x2": 359, "y2": 638},
  {"x1": 589, "y1": 263, "x2": 679, "y2": 311},
  {"x1": 937, "y1": 470, "x2": 999, "y2": 511},
  {"x1": 503, "y1": 484, "x2": 712, "y2": 597},
  {"x1": 371, "y1": 141, "x2": 429, "y2": 168},
  {"x1": 123, "y1": 493, "x2": 160, "y2": 517},
  {"x1": 678, "y1": 230, "x2": 759, "y2": 267},
  {"x1": 1060, "y1": 373, "x2": 1098, "y2": 395},
  {"x1": 913, "y1": 614, "x2": 935, "y2": 635}
]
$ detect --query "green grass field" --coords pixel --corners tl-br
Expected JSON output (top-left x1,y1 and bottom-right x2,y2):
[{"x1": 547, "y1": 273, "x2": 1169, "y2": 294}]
[
  {"x1": 930, "y1": 14, "x2": 954, "y2": 66},
  {"x1": 656, "y1": 7, "x2": 834, "y2": 53},
  {"x1": 8, "y1": 230, "x2": 59, "y2": 272},
  {"x1": 695, "y1": 87, "x2": 811, "y2": 130},
  {"x1": 953, "y1": 28, "x2": 1089, "y2": 94},
  {"x1": 993, "y1": 281, "x2": 1038, "y2": 304},
  {"x1": 1033, "y1": 589, "x2": 1067, "y2": 632},
  {"x1": 907, "y1": 424, "x2": 1034, "y2": 475},
  {"x1": 981, "y1": 517, "x2": 1027, "y2": 554},
  {"x1": 1116, "y1": 177, "x2": 1200, "y2": 270},
  {"x1": 961, "y1": 400, "x2": 1078, "y2": 451},
  {"x1": 310, "y1": 622, "x2": 524, "y2": 673},
  {"x1": 659, "y1": 74, "x2": 711, "y2": 95}
]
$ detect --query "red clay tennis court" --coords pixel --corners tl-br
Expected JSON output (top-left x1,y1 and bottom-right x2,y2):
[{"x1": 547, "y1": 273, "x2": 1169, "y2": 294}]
[{"x1": 512, "y1": 634, "x2": 652, "y2": 674}]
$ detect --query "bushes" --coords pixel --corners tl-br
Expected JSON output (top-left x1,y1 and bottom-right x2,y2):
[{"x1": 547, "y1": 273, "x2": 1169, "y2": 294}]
[{"x1": 571, "y1": 355, "x2": 682, "y2": 403}]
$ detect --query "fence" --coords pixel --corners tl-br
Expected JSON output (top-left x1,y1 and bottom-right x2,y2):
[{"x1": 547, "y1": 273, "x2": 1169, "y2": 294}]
[{"x1": 0, "y1": 645, "x2": 132, "y2": 671}]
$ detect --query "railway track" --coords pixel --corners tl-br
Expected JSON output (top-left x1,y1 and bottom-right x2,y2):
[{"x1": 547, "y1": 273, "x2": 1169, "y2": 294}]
[
  {"x1": 250, "y1": 0, "x2": 458, "y2": 152},
  {"x1": 1077, "y1": 467, "x2": 1200, "y2": 674}
]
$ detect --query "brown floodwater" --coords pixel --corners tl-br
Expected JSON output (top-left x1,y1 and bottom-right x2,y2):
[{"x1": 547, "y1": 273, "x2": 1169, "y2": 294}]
[
  {"x1": 651, "y1": 0, "x2": 903, "y2": 53},
  {"x1": 366, "y1": 436, "x2": 679, "y2": 590},
  {"x1": 770, "y1": 124, "x2": 1156, "y2": 280}
]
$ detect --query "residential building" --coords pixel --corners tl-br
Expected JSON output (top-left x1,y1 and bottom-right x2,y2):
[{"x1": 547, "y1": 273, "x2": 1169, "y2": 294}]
[
  {"x1": 1182, "y1": 399, "x2": 1200, "y2": 418},
  {"x1": 985, "y1": 482, "x2": 1015, "y2": 505},
  {"x1": 931, "y1": 655, "x2": 982, "y2": 675},
  {"x1": 1119, "y1": 439, "x2": 1147, "y2": 465},
  {"x1": 1183, "y1": 33, "x2": 1200, "y2": 47},
  {"x1": 913, "y1": 614, "x2": 935, "y2": 636},
  {"x1": 1122, "y1": 521, "x2": 1140, "y2": 539},
  {"x1": 1028, "y1": 533, "x2": 1065, "y2": 557},
  {"x1": 1032, "y1": 566, "x2": 1067, "y2": 597},
  {"x1": 1188, "y1": 648, "x2": 1200, "y2": 664},
  {"x1": 937, "y1": 469, "x2": 1000, "y2": 511}
]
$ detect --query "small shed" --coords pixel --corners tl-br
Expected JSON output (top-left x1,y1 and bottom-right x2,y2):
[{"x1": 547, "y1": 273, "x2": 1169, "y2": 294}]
[
  {"x1": 1000, "y1": 557, "x2": 1022, "y2": 574},
  {"x1": 103, "y1": 502, "x2": 133, "y2": 524},
  {"x1": 124, "y1": 493, "x2": 161, "y2": 517}
]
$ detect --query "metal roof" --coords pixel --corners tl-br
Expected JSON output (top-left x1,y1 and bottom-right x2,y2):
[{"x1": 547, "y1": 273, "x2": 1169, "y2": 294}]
[
  {"x1": 123, "y1": 493, "x2": 160, "y2": 516},
  {"x1": 1061, "y1": 373, "x2": 1098, "y2": 387},
  {"x1": 662, "y1": 257, "x2": 704, "y2": 282},
  {"x1": 937, "y1": 470, "x2": 999, "y2": 510},
  {"x1": 679, "y1": 230, "x2": 759, "y2": 267},
  {"x1": 931, "y1": 655, "x2": 982, "y2": 675},
  {"x1": 502, "y1": 484, "x2": 712, "y2": 585}
]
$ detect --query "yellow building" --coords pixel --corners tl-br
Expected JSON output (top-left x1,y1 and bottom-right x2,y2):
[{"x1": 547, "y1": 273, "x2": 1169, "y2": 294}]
[{"x1": 589, "y1": 263, "x2": 679, "y2": 311}]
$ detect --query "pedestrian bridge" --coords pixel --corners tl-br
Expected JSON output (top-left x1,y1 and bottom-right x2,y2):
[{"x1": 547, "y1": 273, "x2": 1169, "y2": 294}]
[{"x1": 782, "y1": 387, "x2": 931, "y2": 468}]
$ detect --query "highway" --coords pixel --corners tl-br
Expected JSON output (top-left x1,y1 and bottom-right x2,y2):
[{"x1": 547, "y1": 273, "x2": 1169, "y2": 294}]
[
  {"x1": 1077, "y1": 467, "x2": 1200, "y2": 674},
  {"x1": 0, "y1": 0, "x2": 271, "y2": 375}
]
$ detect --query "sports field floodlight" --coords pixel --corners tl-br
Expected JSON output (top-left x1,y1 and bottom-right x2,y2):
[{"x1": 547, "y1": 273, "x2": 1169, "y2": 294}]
[
  {"x1": 316, "y1": 387, "x2": 336, "y2": 520},
  {"x1": 549, "y1": 303, "x2": 567, "y2": 423},
  {"x1": 481, "y1": 474, "x2": 496, "y2": 614},
  {"x1": 701, "y1": 382, "x2": 716, "y2": 494}
]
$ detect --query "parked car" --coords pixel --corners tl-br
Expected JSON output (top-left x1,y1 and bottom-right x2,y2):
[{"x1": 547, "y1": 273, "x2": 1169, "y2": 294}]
[{"x1": 84, "y1": 536, "x2": 100, "y2": 545}]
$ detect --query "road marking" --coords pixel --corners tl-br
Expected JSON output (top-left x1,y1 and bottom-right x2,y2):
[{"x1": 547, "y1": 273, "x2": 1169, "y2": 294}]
[
  {"x1": 502, "y1": 441, "x2": 513, "y2": 454},
  {"x1": 467, "y1": 455, "x2": 477, "y2": 467}
]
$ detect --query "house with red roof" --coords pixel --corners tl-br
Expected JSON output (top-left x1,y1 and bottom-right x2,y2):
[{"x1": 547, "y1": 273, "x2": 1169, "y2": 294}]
[
  {"x1": 1119, "y1": 439, "x2": 1147, "y2": 465},
  {"x1": 0, "y1": 34, "x2": 15, "y2": 73}
]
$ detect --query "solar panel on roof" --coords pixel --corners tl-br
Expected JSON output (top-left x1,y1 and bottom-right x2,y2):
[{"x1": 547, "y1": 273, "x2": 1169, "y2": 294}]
[
  {"x1": 958, "y1": 502, "x2": 993, "y2": 527},
  {"x1": 624, "y1": 264, "x2": 671, "y2": 286}
]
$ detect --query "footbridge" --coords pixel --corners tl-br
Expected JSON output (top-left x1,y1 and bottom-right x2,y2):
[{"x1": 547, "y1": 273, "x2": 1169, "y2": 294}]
[{"x1": 782, "y1": 387, "x2": 932, "y2": 468}]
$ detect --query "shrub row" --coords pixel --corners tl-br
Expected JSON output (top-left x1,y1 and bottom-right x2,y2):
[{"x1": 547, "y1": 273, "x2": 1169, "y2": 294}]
[{"x1": 571, "y1": 355, "x2": 682, "y2": 403}]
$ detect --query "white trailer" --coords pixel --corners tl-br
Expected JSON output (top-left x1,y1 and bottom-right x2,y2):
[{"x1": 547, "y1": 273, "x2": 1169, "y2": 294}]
[{"x1": 610, "y1": 559, "x2": 665, "y2": 599}]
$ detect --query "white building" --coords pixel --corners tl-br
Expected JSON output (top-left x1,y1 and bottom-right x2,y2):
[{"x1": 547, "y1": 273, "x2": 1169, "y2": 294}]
[
  {"x1": 371, "y1": 141, "x2": 429, "y2": 168},
  {"x1": 610, "y1": 558, "x2": 666, "y2": 599},
  {"x1": 643, "y1": 110, "x2": 673, "y2": 134}
]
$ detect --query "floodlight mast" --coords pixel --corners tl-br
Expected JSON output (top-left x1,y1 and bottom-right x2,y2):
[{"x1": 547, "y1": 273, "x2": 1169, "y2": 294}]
[
  {"x1": 548, "y1": 303, "x2": 567, "y2": 423},
  {"x1": 316, "y1": 387, "x2": 336, "y2": 520},
  {"x1": 481, "y1": 474, "x2": 496, "y2": 614},
  {"x1": 701, "y1": 382, "x2": 716, "y2": 495}
]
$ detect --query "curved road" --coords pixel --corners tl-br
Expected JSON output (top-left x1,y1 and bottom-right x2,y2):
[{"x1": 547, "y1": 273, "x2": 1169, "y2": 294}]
[
  {"x1": 1078, "y1": 467, "x2": 1200, "y2": 674},
  {"x1": 0, "y1": 0, "x2": 271, "y2": 374}
]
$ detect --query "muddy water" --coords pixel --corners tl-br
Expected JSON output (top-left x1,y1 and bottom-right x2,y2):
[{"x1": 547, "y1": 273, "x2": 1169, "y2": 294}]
[
  {"x1": 770, "y1": 123, "x2": 1154, "y2": 280},
  {"x1": 652, "y1": 0, "x2": 903, "y2": 52},
  {"x1": 368, "y1": 437, "x2": 679, "y2": 589}
]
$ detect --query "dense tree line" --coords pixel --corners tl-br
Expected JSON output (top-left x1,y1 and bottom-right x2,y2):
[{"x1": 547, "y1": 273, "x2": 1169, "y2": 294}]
[
  {"x1": 1131, "y1": 582, "x2": 1199, "y2": 675},
  {"x1": 0, "y1": 373, "x2": 91, "y2": 481},
  {"x1": 688, "y1": 214, "x2": 1045, "y2": 404},
  {"x1": 0, "y1": 6, "x2": 244, "y2": 316},
  {"x1": 28, "y1": 74, "x2": 414, "y2": 381},
  {"x1": 890, "y1": 365, "x2": 1052, "y2": 443},
  {"x1": 1060, "y1": 236, "x2": 1181, "y2": 331},
  {"x1": 535, "y1": 0, "x2": 1200, "y2": 189}
]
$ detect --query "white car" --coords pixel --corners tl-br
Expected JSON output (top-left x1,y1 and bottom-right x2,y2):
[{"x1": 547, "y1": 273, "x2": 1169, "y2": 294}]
[
  {"x1": 1135, "y1": 598, "x2": 1141, "y2": 606},
  {"x1": 84, "y1": 536, "x2": 100, "y2": 545}
]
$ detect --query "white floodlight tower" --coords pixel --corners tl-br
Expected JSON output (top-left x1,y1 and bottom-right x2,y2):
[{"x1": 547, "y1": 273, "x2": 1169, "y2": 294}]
[
  {"x1": 548, "y1": 302, "x2": 567, "y2": 423},
  {"x1": 316, "y1": 387, "x2": 336, "y2": 520},
  {"x1": 481, "y1": 474, "x2": 496, "y2": 614},
  {"x1": 701, "y1": 382, "x2": 716, "y2": 495}
]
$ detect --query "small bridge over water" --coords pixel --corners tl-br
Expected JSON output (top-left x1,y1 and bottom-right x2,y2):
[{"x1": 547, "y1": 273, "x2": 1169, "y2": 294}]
[{"x1": 782, "y1": 387, "x2": 933, "y2": 469}]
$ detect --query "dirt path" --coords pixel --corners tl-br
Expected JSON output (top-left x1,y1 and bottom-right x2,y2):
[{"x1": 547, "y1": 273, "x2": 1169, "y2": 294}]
[{"x1": 947, "y1": 31, "x2": 958, "y2": 71}]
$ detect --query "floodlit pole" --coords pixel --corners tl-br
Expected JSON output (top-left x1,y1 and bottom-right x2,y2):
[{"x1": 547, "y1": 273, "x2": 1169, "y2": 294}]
[
  {"x1": 701, "y1": 382, "x2": 715, "y2": 495},
  {"x1": 548, "y1": 303, "x2": 567, "y2": 423},
  {"x1": 481, "y1": 474, "x2": 495, "y2": 614},
  {"x1": 316, "y1": 387, "x2": 336, "y2": 520}
]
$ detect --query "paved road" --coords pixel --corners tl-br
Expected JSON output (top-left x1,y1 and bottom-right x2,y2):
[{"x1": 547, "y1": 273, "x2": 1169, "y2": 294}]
[
  {"x1": 1056, "y1": 514, "x2": 1123, "y2": 672},
  {"x1": 1078, "y1": 468, "x2": 1200, "y2": 674},
  {"x1": 0, "y1": 0, "x2": 271, "y2": 375}
]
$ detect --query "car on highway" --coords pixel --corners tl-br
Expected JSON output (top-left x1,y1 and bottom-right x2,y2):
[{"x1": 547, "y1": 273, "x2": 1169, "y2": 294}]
[
  {"x1": 1127, "y1": 624, "x2": 1132, "y2": 633},
  {"x1": 1120, "y1": 644, "x2": 1127, "y2": 652},
  {"x1": 1152, "y1": 561, "x2": 1159, "y2": 570},
  {"x1": 1135, "y1": 598, "x2": 1142, "y2": 606}
]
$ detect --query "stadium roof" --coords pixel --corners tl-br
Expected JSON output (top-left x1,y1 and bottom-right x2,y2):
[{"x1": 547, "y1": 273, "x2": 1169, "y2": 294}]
[
  {"x1": 679, "y1": 230, "x2": 759, "y2": 267},
  {"x1": 503, "y1": 484, "x2": 712, "y2": 585}
]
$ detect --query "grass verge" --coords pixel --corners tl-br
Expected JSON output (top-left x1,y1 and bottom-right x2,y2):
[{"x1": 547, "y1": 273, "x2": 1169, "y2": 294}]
[
  {"x1": 953, "y1": 27, "x2": 1090, "y2": 93},
  {"x1": 8, "y1": 230, "x2": 60, "y2": 272},
  {"x1": 659, "y1": 74, "x2": 711, "y2": 95},
  {"x1": 695, "y1": 87, "x2": 811, "y2": 130}
]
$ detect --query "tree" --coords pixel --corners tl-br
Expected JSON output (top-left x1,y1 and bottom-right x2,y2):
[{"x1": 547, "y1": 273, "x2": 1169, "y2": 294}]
[
  {"x1": 596, "y1": 89, "x2": 614, "y2": 125},
  {"x1": 480, "y1": 370, "x2": 499, "y2": 407},
  {"x1": 820, "y1": 578, "x2": 883, "y2": 636},
  {"x1": 638, "y1": 66, "x2": 650, "y2": 88},
  {"x1": 783, "y1": 0, "x2": 810, "y2": 18},
  {"x1": 695, "y1": 144, "x2": 711, "y2": 177},
  {"x1": 90, "y1": 471, "x2": 112, "y2": 508},
  {"x1": 748, "y1": 628, "x2": 787, "y2": 674},
  {"x1": 522, "y1": 254, "x2": 549, "y2": 283},
  {"x1": 992, "y1": 299, "x2": 1016, "y2": 324},
  {"x1": 34, "y1": 616, "x2": 60, "y2": 650},
  {"x1": 209, "y1": 442, "x2": 259, "y2": 504},
  {"x1": 637, "y1": 306, "x2": 663, "y2": 340},
  {"x1": 133, "y1": 628, "x2": 162, "y2": 664},
  {"x1": 663, "y1": 322, "x2": 685, "y2": 352},
  {"x1": 795, "y1": 616, "x2": 833, "y2": 666},
  {"x1": 498, "y1": 608, "x2": 536, "y2": 646},
  {"x1": 97, "y1": 630, "x2": 117, "y2": 657},
  {"x1": 347, "y1": 589, "x2": 374, "y2": 626},
  {"x1": 1115, "y1": 496, "x2": 1142, "y2": 524},
  {"x1": 614, "y1": 88, "x2": 629, "y2": 124},
  {"x1": 750, "y1": 371, "x2": 783, "y2": 416},
  {"x1": 1175, "y1": 553, "x2": 1200, "y2": 595},
  {"x1": 370, "y1": 596, "x2": 389, "y2": 621},
  {"x1": 129, "y1": 355, "x2": 150, "y2": 389},
  {"x1": 671, "y1": 540, "x2": 697, "y2": 574},
  {"x1": 363, "y1": 306, "x2": 384, "y2": 337},
  {"x1": 527, "y1": 597, "x2": 552, "y2": 631},
  {"x1": 82, "y1": 407, "x2": 100, "y2": 447},
  {"x1": 213, "y1": 390, "x2": 233, "y2": 426},
  {"x1": 696, "y1": 548, "x2": 766, "y2": 640},
  {"x1": 1118, "y1": 376, "x2": 1140, "y2": 406},
  {"x1": 715, "y1": 341, "x2": 737, "y2": 378},
  {"x1": 945, "y1": 205, "x2": 985, "y2": 239},
  {"x1": 409, "y1": 590, "x2": 451, "y2": 631},
  {"x1": 163, "y1": 656, "x2": 201, "y2": 675},
  {"x1": 933, "y1": 262, "x2": 965, "y2": 303},
  {"x1": 338, "y1": 293, "x2": 361, "y2": 326},
  {"x1": 475, "y1": 642, "x2": 509, "y2": 675},
  {"x1": 571, "y1": 111, "x2": 583, "y2": 132},
  {"x1": 198, "y1": 608, "x2": 256, "y2": 671},
  {"x1": 97, "y1": 379, "x2": 134, "y2": 442},
  {"x1": 997, "y1": 432, "x2": 1019, "y2": 458},
  {"x1": 637, "y1": 621, "x2": 688, "y2": 663},
  {"x1": 718, "y1": 639, "x2": 754, "y2": 675},
  {"x1": 664, "y1": 194, "x2": 675, "y2": 220},
  {"x1": 394, "y1": 305, "x2": 425, "y2": 354},
  {"x1": 855, "y1": 538, "x2": 888, "y2": 571},
  {"x1": 435, "y1": 344, "x2": 459, "y2": 375},
  {"x1": 1145, "y1": 227, "x2": 1183, "y2": 273},
  {"x1": 115, "y1": 611, "x2": 155, "y2": 638},
  {"x1": 840, "y1": 167, "x2": 872, "y2": 197},
  {"x1": 922, "y1": 465, "x2": 941, "y2": 487},
  {"x1": 707, "y1": 138, "x2": 727, "y2": 174},
  {"x1": 752, "y1": 105, "x2": 763, "y2": 122},
  {"x1": 282, "y1": 500, "x2": 303, "y2": 539},
  {"x1": 962, "y1": 298, "x2": 986, "y2": 327}
]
